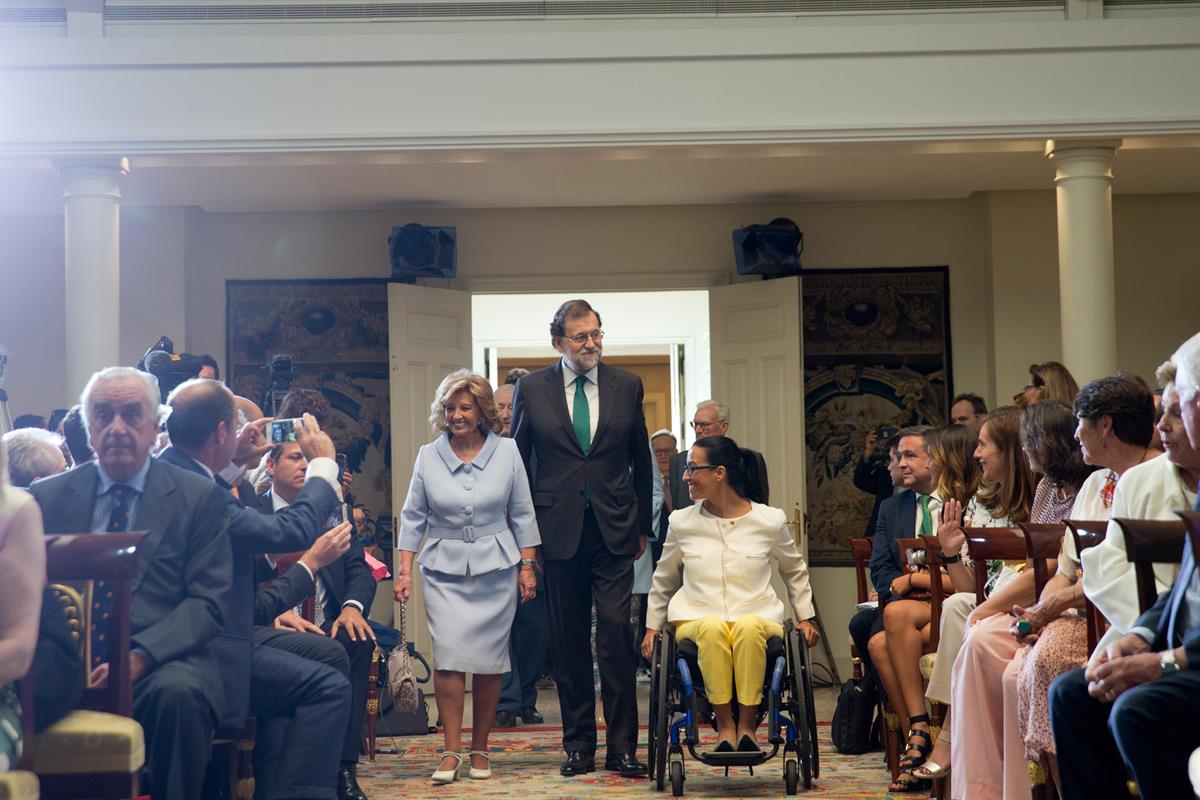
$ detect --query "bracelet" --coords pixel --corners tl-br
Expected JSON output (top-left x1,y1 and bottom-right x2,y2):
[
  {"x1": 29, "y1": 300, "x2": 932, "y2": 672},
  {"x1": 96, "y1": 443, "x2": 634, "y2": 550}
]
[
  {"x1": 520, "y1": 558, "x2": 539, "y2": 571},
  {"x1": 942, "y1": 552, "x2": 963, "y2": 564}
]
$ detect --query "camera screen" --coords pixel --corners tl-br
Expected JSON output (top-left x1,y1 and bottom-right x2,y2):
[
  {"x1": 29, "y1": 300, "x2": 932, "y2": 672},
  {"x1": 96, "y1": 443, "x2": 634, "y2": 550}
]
[{"x1": 270, "y1": 419, "x2": 298, "y2": 444}]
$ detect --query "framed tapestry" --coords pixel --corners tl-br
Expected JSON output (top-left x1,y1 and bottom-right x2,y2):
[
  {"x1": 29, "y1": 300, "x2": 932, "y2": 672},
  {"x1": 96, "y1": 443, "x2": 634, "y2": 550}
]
[
  {"x1": 226, "y1": 278, "x2": 393, "y2": 555},
  {"x1": 803, "y1": 267, "x2": 952, "y2": 567}
]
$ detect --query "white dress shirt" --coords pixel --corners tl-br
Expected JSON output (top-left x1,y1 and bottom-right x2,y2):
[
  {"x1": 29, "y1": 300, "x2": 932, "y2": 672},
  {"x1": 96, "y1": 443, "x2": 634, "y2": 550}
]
[{"x1": 562, "y1": 357, "x2": 599, "y2": 445}]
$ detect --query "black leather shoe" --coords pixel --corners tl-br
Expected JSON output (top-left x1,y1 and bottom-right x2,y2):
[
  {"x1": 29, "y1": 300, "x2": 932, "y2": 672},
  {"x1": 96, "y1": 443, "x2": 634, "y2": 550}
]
[
  {"x1": 493, "y1": 709, "x2": 518, "y2": 727},
  {"x1": 560, "y1": 751, "x2": 596, "y2": 776},
  {"x1": 517, "y1": 706, "x2": 544, "y2": 724},
  {"x1": 338, "y1": 764, "x2": 369, "y2": 800},
  {"x1": 604, "y1": 753, "x2": 647, "y2": 777}
]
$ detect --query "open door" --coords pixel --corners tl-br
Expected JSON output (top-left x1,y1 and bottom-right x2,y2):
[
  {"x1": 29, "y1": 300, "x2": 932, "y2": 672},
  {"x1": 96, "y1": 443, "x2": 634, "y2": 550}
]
[
  {"x1": 388, "y1": 283, "x2": 473, "y2": 660},
  {"x1": 708, "y1": 277, "x2": 806, "y2": 540}
]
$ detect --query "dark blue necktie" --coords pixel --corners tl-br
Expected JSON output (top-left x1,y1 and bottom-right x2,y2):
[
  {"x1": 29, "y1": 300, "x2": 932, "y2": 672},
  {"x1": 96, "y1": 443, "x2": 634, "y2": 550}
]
[{"x1": 92, "y1": 485, "x2": 133, "y2": 670}]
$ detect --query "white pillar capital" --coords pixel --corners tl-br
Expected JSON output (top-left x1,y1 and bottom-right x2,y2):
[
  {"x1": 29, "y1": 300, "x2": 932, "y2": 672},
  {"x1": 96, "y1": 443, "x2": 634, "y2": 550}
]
[{"x1": 55, "y1": 157, "x2": 130, "y2": 199}]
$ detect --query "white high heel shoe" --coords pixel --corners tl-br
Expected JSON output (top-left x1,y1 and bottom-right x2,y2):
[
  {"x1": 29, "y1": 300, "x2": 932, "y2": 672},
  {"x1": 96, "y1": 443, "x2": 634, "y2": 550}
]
[
  {"x1": 467, "y1": 750, "x2": 492, "y2": 779},
  {"x1": 431, "y1": 751, "x2": 464, "y2": 784}
]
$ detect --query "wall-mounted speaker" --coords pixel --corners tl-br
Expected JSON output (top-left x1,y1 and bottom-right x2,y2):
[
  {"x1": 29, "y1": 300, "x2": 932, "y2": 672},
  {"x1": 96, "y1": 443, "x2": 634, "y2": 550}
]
[
  {"x1": 732, "y1": 217, "x2": 803, "y2": 278},
  {"x1": 389, "y1": 224, "x2": 457, "y2": 283}
]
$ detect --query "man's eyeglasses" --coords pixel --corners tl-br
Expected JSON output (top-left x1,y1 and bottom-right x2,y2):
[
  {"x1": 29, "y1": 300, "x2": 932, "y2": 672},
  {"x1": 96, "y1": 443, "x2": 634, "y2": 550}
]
[
  {"x1": 682, "y1": 464, "x2": 719, "y2": 476},
  {"x1": 564, "y1": 330, "x2": 605, "y2": 345},
  {"x1": 690, "y1": 419, "x2": 725, "y2": 431}
]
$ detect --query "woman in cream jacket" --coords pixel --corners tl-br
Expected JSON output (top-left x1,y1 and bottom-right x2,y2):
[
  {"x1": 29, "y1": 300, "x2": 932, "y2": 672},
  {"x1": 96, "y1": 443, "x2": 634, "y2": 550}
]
[{"x1": 642, "y1": 435, "x2": 819, "y2": 753}]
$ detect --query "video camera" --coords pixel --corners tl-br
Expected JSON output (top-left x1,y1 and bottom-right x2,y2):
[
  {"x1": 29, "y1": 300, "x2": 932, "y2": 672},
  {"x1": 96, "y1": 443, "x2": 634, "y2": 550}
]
[
  {"x1": 137, "y1": 336, "x2": 206, "y2": 402},
  {"x1": 260, "y1": 354, "x2": 295, "y2": 416}
]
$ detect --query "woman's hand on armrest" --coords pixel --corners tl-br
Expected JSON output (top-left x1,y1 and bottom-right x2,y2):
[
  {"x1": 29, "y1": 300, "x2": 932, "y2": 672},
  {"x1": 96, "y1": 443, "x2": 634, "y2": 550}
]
[{"x1": 796, "y1": 619, "x2": 820, "y2": 646}]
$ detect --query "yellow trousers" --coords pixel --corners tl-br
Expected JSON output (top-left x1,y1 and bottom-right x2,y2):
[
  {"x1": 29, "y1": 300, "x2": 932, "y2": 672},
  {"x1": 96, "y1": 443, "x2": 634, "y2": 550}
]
[{"x1": 675, "y1": 615, "x2": 785, "y2": 706}]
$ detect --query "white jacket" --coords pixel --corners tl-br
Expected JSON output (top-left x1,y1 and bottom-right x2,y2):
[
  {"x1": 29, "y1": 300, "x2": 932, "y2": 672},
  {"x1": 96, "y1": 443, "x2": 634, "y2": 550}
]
[{"x1": 646, "y1": 501, "x2": 815, "y2": 630}]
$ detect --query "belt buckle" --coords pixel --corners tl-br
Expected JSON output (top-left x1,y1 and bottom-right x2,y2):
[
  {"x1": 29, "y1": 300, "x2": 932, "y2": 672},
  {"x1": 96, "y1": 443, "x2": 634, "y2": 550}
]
[{"x1": 462, "y1": 526, "x2": 475, "y2": 543}]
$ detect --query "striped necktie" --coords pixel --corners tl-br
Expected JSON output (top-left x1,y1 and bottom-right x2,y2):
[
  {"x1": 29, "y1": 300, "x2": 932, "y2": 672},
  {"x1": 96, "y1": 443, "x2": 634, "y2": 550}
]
[{"x1": 92, "y1": 484, "x2": 133, "y2": 670}]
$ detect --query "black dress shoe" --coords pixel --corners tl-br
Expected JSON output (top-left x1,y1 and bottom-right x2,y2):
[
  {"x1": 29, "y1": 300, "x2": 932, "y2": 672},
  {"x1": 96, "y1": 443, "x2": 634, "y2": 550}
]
[
  {"x1": 604, "y1": 752, "x2": 647, "y2": 777},
  {"x1": 712, "y1": 739, "x2": 735, "y2": 753},
  {"x1": 493, "y1": 709, "x2": 518, "y2": 728},
  {"x1": 736, "y1": 734, "x2": 762, "y2": 753},
  {"x1": 560, "y1": 750, "x2": 596, "y2": 776},
  {"x1": 517, "y1": 706, "x2": 544, "y2": 724},
  {"x1": 338, "y1": 764, "x2": 369, "y2": 800}
]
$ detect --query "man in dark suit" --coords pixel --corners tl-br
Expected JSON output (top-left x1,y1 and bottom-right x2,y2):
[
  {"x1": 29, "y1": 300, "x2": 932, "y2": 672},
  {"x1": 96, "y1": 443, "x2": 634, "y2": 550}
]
[
  {"x1": 667, "y1": 400, "x2": 770, "y2": 511},
  {"x1": 246, "y1": 440, "x2": 378, "y2": 797},
  {"x1": 510, "y1": 298, "x2": 653, "y2": 778},
  {"x1": 847, "y1": 426, "x2": 933, "y2": 690},
  {"x1": 29, "y1": 367, "x2": 233, "y2": 800},
  {"x1": 159, "y1": 379, "x2": 357, "y2": 800}
]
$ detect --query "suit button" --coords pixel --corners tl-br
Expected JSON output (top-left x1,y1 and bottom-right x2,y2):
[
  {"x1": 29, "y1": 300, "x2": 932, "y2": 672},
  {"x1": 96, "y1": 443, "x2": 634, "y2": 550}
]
[
  {"x1": 464, "y1": 484, "x2": 473, "y2": 491},
  {"x1": 465, "y1": 506, "x2": 474, "y2": 515},
  {"x1": 463, "y1": 464, "x2": 472, "y2": 474}
]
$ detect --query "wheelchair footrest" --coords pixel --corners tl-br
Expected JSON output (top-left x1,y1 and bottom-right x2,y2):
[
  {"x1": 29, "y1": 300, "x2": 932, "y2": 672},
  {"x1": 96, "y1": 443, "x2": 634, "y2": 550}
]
[{"x1": 696, "y1": 750, "x2": 771, "y2": 767}]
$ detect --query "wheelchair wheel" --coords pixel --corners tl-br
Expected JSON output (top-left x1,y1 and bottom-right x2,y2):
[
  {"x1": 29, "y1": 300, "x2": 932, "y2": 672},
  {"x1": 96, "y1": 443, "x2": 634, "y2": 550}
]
[
  {"x1": 669, "y1": 760, "x2": 685, "y2": 797},
  {"x1": 652, "y1": 631, "x2": 673, "y2": 791},
  {"x1": 787, "y1": 627, "x2": 816, "y2": 789},
  {"x1": 783, "y1": 757, "x2": 799, "y2": 796}
]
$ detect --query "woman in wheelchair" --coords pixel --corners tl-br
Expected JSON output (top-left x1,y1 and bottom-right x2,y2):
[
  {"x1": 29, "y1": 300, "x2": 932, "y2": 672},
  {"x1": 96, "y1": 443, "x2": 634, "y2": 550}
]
[{"x1": 641, "y1": 435, "x2": 820, "y2": 753}]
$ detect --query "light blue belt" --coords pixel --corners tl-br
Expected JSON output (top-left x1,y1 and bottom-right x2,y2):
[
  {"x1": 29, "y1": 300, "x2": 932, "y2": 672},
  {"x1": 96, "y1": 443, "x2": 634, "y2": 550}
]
[{"x1": 427, "y1": 519, "x2": 508, "y2": 543}]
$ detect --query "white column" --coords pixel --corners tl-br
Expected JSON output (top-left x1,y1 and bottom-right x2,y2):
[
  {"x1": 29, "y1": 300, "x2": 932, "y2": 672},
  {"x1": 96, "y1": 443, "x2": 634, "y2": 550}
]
[
  {"x1": 1044, "y1": 139, "x2": 1121, "y2": 385},
  {"x1": 57, "y1": 158, "x2": 129, "y2": 400}
]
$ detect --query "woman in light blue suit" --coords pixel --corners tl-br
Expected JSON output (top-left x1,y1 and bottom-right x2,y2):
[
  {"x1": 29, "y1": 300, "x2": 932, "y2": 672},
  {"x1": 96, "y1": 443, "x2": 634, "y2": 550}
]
[{"x1": 395, "y1": 370, "x2": 541, "y2": 784}]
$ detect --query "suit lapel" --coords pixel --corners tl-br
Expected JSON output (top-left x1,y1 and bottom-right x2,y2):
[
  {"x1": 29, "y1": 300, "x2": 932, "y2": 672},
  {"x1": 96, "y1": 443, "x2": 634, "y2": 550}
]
[
  {"x1": 130, "y1": 460, "x2": 175, "y2": 591},
  {"x1": 899, "y1": 491, "x2": 917, "y2": 537},
  {"x1": 1166, "y1": 540, "x2": 1194, "y2": 645},
  {"x1": 592, "y1": 362, "x2": 618, "y2": 452},
  {"x1": 547, "y1": 362, "x2": 583, "y2": 456},
  {"x1": 61, "y1": 465, "x2": 100, "y2": 533}
]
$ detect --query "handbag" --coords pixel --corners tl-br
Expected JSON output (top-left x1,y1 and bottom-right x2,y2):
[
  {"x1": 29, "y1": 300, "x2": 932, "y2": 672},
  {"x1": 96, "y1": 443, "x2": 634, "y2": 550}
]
[
  {"x1": 830, "y1": 674, "x2": 878, "y2": 755},
  {"x1": 387, "y1": 600, "x2": 421, "y2": 713}
]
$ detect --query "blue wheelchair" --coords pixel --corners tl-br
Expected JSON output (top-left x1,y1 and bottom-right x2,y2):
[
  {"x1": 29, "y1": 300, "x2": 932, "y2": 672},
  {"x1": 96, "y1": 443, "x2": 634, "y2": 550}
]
[{"x1": 646, "y1": 619, "x2": 819, "y2": 796}]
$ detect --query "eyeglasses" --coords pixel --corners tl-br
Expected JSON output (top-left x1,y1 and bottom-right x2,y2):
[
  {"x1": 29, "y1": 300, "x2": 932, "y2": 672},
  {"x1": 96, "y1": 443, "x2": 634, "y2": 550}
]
[
  {"x1": 564, "y1": 330, "x2": 605, "y2": 345},
  {"x1": 690, "y1": 419, "x2": 725, "y2": 431},
  {"x1": 682, "y1": 464, "x2": 719, "y2": 476}
]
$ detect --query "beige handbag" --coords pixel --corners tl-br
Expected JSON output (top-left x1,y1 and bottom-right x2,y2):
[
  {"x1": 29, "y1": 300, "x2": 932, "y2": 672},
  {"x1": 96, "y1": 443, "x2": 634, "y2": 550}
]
[{"x1": 387, "y1": 599, "x2": 421, "y2": 713}]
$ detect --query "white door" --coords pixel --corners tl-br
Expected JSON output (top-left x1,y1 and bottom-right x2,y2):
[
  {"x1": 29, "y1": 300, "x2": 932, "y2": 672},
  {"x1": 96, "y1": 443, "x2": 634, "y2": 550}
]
[
  {"x1": 708, "y1": 277, "x2": 806, "y2": 546},
  {"x1": 388, "y1": 283, "x2": 473, "y2": 660}
]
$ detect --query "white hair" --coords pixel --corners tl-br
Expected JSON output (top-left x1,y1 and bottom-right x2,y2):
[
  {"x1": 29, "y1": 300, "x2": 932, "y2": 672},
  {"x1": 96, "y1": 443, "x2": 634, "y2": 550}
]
[
  {"x1": 79, "y1": 366, "x2": 167, "y2": 431},
  {"x1": 695, "y1": 399, "x2": 730, "y2": 421},
  {"x1": 2, "y1": 428, "x2": 65, "y2": 488},
  {"x1": 650, "y1": 429, "x2": 677, "y2": 444},
  {"x1": 1172, "y1": 332, "x2": 1200, "y2": 403}
]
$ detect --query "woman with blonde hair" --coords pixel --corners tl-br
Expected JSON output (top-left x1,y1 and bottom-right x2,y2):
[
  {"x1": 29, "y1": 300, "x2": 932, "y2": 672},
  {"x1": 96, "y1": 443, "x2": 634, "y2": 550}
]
[
  {"x1": 1023, "y1": 362, "x2": 1080, "y2": 407},
  {"x1": 395, "y1": 369, "x2": 541, "y2": 783}
]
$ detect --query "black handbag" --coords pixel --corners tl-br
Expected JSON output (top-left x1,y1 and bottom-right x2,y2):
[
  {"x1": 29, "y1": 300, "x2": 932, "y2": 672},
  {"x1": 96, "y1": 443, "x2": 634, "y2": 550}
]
[{"x1": 831, "y1": 675, "x2": 877, "y2": 755}]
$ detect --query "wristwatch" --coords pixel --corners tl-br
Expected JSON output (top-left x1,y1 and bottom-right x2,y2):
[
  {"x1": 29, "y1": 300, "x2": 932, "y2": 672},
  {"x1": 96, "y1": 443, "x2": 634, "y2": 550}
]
[
  {"x1": 1160, "y1": 649, "x2": 1180, "y2": 676},
  {"x1": 941, "y1": 551, "x2": 963, "y2": 564}
]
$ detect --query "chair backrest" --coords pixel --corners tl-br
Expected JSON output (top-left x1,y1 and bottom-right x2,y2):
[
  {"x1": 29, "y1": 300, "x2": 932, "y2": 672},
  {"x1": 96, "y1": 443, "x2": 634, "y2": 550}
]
[
  {"x1": 850, "y1": 538, "x2": 873, "y2": 603},
  {"x1": 44, "y1": 532, "x2": 145, "y2": 717},
  {"x1": 1019, "y1": 523, "x2": 1067, "y2": 598},
  {"x1": 963, "y1": 527, "x2": 1027, "y2": 604},
  {"x1": 1112, "y1": 517, "x2": 1186, "y2": 613},
  {"x1": 894, "y1": 536, "x2": 946, "y2": 652},
  {"x1": 1064, "y1": 519, "x2": 1109, "y2": 653}
]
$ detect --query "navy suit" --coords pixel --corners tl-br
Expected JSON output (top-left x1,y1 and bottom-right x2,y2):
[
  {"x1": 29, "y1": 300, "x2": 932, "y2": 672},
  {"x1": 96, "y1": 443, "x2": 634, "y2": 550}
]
[
  {"x1": 1050, "y1": 502, "x2": 1200, "y2": 800},
  {"x1": 156, "y1": 447, "x2": 350, "y2": 800},
  {"x1": 848, "y1": 490, "x2": 916, "y2": 689}
]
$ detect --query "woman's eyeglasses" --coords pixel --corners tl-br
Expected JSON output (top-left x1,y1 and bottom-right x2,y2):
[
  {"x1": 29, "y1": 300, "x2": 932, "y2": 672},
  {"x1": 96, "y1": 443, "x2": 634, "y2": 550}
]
[{"x1": 682, "y1": 464, "x2": 719, "y2": 476}]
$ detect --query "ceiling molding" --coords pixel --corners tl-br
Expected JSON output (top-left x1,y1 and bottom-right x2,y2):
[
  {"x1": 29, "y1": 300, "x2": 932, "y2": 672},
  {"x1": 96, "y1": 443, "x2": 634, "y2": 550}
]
[{"x1": 434, "y1": 271, "x2": 731, "y2": 292}]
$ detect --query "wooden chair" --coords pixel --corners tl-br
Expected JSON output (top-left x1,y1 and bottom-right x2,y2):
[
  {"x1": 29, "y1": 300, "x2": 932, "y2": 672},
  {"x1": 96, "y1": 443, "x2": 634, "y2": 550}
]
[
  {"x1": 1064, "y1": 519, "x2": 1109, "y2": 654},
  {"x1": 963, "y1": 527, "x2": 1028, "y2": 604},
  {"x1": 849, "y1": 538, "x2": 874, "y2": 680},
  {"x1": 1112, "y1": 518, "x2": 1186, "y2": 613},
  {"x1": 27, "y1": 532, "x2": 146, "y2": 800},
  {"x1": 361, "y1": 646, "x2": 381, "y2": 761}
]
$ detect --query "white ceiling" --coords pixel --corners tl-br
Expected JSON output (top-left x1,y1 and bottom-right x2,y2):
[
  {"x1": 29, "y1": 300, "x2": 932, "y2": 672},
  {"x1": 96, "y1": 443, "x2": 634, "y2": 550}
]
[{"x1": 4, "y1": 136, "x2": 1200, "y2": 215}]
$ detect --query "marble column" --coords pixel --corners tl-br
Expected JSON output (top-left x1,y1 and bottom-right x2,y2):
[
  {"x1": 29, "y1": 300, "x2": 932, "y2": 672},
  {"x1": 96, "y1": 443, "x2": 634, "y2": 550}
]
[
  {"x1": 1044, "y1": 139, "x2": 1121, "y2": 384},
  {"x1": 57, "y1": 158, "x2": 129, "y2": 400}
]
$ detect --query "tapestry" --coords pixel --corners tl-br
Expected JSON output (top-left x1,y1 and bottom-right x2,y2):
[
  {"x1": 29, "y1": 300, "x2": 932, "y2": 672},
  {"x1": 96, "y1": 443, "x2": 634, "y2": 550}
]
[
  {"x1": 226, "y1": 279, "x2": 393, "y2": 554},
  {"x1": 802, "y1": 268, "x2": 952, "y2": 567}
]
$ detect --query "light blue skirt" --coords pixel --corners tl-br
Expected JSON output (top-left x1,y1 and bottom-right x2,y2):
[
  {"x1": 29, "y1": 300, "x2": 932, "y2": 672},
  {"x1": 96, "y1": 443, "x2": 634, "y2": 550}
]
[{"x1": 420, "y1": 563, "x2": 518, "y2": 674}]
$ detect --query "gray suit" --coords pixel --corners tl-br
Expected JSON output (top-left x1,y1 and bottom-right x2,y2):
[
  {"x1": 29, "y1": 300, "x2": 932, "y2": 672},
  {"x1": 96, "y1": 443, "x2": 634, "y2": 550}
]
[{"x1": 30, "y1": 460, "x2": 233, "y2": 800}]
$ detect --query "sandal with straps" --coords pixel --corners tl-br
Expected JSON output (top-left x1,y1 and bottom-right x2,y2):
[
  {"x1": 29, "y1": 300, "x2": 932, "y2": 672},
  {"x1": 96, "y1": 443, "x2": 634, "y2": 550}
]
[
  {"x1": 898, "y1": 714, "x2": 933, "y2": 771},
  {"x1": 889, "y1": 767, "x2": 934, "y2": 794}
]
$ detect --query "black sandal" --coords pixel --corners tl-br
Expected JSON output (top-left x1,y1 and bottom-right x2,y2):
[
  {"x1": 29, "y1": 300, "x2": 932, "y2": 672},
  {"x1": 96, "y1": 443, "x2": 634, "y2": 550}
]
[
  {"x1": 897, "y1": 714, "x2": 932, "y2": 771},
  {"x1": 888, "y1": 767, "x2": 934, "y2": 794}
]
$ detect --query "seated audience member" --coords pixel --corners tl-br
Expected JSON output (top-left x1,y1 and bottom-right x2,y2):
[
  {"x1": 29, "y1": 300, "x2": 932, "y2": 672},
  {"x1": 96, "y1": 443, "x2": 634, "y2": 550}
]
[
  {"x1": 870, "y1": 425, "x2": 976, "y2": 792},
  {"x1": 29, "y1": 367, "x2": 233, "y2": 800},
  {"x1": 848, "y1": 426, "x2": 933, "y2": 694},
  {"x1": 11, "y1": 415, "x2": 45, "y2": 431},
  {"x1": 159, "y1": 379, "x2": 357, "y2": 800},
  {"x1": 1023, "y1": 361, "x2": 1080, "y2": 407},
  {"x1": 249, "y1": 441, "x2": 376, "y2": 800},
  {"x1": 2, "y1": 428, "x2": 66, "y2": 488},
  {"x1": 949, "y1": 393, "x2": 987, "y2": 431},
  {"x1": 195, "y1": 354, "x2": 220, "y2": 381},
  {"x1": 60, "y1": 404, "x2": 93, "y2": 465},
  {"x1": 668, "y1": 401, "x2": 769, "y2": 508},
  {"x1": 852, "y1": 428, "x2": 905, "y2": 539},
  {"x1": 916, "y1": 401, "x2": 1092, "y2": 792},
  {"x1": 46, "y1": 408, "x2": 68, "y2": 436},
  {"x1": 643, "y1": 435, "x2": 818, "y2": 752},
  {"x1": 1050, "y1": 336, "x2": 1200, "y2": 800},
  {"x1": 0, "y1": 438, "x2": 47, "y2": 772},
  {"x1": 504, "y1": 367, "x2": 530, "y2": 385}
]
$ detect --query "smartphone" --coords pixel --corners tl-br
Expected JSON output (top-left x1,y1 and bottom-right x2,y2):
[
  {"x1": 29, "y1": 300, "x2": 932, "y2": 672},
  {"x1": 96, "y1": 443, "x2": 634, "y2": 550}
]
[{"x1": 269, "y1": 418, "x2": 299, "y2": 444}]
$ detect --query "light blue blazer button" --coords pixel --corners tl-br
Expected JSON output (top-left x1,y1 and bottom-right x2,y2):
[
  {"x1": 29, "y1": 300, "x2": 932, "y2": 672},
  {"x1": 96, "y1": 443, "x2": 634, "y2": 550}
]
[{"x1": 465, "y1": 506, "x2": 474, "y2": 515}]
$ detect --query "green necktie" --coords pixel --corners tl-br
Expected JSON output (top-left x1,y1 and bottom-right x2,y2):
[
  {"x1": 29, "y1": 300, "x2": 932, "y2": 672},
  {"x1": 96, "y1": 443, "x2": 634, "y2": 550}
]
[
  {"x1": 573, "y1": 375, "x2": 591, "y2": 455},
  {"x1": 918, "y1": 494, "x2": 933, "y2": 536}
]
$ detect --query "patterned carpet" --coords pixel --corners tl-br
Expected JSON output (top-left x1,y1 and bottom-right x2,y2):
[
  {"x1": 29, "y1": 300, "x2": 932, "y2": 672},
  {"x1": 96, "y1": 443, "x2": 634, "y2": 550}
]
[{"x1": 358, "y1": 723, "x2": 895, "y2": 799}]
